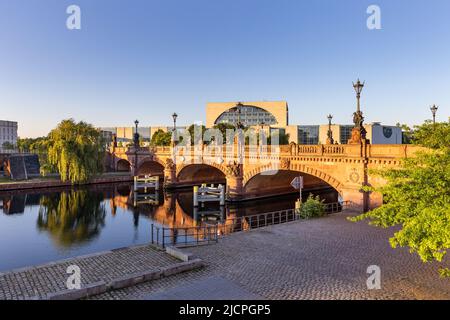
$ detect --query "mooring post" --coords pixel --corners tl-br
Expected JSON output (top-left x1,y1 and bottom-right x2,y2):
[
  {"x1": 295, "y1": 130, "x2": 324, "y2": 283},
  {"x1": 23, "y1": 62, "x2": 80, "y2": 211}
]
[
  {"x1": 193, "y1": 185, "x2": 199, "y2": 207},
  {"x1": 219, "y1": 184, "x2": 225, "y2": 206}
]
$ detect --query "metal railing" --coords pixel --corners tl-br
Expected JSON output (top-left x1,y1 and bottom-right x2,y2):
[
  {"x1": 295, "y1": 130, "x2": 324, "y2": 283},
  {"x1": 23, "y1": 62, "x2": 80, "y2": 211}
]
[
  {"x1": 151, "y1": 223, "x2": 219, "y2": 248},
  {"x1": 150, "y1": 201, "x2": 353, "y2": 248},
  {"x1": 218, "y1": 209, "x2": 297, "y2": 236}
]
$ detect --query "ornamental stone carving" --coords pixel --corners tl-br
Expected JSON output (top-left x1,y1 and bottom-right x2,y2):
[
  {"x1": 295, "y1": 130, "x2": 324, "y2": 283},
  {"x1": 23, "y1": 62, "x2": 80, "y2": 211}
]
[
  {"x1": 226, "y1": 161, "x2": 242, "y2": 177},
  {"x1": 165, "y1": 158, "x2": 176, "y2": 170},
  {"x1": 280, "y1": 158, "x2": 290, "y2": 170}
]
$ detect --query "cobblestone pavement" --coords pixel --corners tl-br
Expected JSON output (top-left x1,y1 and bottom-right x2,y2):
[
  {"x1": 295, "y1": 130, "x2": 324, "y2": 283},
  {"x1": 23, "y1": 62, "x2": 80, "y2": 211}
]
[
  {"x1": 91, "y1": 210, "x2": 450, "y2": 300},
  {"x1": 142, "y1": 276, "x2": 263, "y2": 300},
  {"x1": 0, "y1": 245, "x2": 179, "y2": 300}
]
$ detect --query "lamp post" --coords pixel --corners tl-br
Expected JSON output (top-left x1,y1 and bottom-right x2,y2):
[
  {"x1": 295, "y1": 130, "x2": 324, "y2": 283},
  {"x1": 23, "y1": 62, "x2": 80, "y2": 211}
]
[
  {"x1": 133, "y1": 120, "x2": 140, "y2": 147},
  {"x1": 171, "y1": 112, "x2": 178, "y2": 148},
  {"x1": 353, "y1": 79, "x2": 364, "y2": 116},
  {"x1": 348, "y1": 79, "x2": 368, "y2": 144},
  {"x1": 172, "y1": 112, "x2": 178, "y2": 131},
  {"x1": 430, "y1": 105, "x2": 438, "y2": 124},
  {"x1": 326, "y1": 114, "x2": 334, "y2": 145}
]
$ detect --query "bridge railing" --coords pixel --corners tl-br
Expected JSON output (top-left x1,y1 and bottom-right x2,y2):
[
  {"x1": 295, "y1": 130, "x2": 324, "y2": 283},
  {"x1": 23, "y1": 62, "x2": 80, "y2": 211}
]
[
  {"x1": 112, "y1": 143, "x2": 418, "y2": 160},
  {"x1": 150, "y1": 201, "x2": 353, "y2": 248}
]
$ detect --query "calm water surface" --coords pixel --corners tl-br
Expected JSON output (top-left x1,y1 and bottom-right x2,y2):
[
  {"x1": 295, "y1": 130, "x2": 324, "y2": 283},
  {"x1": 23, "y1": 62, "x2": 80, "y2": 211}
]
[{"x1": 0, "y1": 183, "x2": 337, "y2": 271}]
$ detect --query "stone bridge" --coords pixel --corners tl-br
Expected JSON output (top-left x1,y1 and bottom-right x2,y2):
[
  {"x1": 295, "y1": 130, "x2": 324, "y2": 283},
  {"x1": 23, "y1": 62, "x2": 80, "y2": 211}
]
[{"x1": 106, "y1": 142, "x2": 423, "y2": 212}]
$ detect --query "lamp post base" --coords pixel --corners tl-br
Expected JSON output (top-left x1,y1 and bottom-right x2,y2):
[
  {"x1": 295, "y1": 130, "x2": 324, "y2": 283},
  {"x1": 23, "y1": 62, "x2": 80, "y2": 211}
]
[{"x1": 347, "y1": 127, "x2": 369, "y2": 145}]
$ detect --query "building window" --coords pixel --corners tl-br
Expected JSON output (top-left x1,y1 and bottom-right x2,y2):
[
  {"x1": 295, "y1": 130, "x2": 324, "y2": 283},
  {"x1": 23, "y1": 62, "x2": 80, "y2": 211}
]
[
  {"x1": 214, "y1": 105, "x2": 277, "y2": 127},
  {"x1": 298, "y1": 126, "x2": 319, "y2": 145},
  {"x1": 339, "y1": 125, "x2": 353, "y2": 144}
]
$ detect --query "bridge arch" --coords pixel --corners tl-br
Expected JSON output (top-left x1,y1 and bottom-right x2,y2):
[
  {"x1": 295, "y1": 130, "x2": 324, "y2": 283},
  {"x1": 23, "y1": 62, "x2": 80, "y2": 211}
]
[
  {"x1": 177, "y1": 163, "x2": 227, "y2": 186},
  {"x1": 136, "y1": 157, "x2": 165, "y2": 176},
  {"x1": 243, "y1": 164, "x2": 344, "y2": 199},
  {"x1": 116, "y1": 159, "x2": 131, "y2": 172}
]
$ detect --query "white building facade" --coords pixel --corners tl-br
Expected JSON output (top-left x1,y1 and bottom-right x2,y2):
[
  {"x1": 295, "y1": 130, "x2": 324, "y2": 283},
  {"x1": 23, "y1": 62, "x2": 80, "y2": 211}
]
[{"x1": 0, "y1": 120, "x2": 18, "y2": 151}]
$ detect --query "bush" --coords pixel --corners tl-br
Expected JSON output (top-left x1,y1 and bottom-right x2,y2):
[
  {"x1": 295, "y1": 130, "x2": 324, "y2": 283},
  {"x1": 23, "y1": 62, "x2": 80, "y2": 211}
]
[{"x1": 298, "y1": 194, "x2": 325, "y2": 219}]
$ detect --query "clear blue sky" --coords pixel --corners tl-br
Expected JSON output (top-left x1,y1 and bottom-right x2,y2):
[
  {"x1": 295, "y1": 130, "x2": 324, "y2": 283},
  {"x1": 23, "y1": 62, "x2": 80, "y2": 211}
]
[{"x1": 1, "y1": 0, "x2": 449, "y2": 138}]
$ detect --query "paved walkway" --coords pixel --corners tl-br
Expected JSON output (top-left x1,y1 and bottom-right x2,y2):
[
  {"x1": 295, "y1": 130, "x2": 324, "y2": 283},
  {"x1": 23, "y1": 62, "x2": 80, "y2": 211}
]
[
  {"x1": 0, "y1": 245, "x2": 179, "y2": 299},
  {"x1": 142, "y1": 276, "x2": 263, "y2": 300},
  {"x1": 91, "y1": 210, "x2": 450, "y2": 300}
]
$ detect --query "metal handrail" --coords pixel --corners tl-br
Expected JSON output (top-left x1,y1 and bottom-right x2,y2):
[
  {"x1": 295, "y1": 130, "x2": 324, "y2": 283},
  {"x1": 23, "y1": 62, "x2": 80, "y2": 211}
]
[
  {"x1": 151, "y1": 223, "x2": 218, "y2": 248},
  {"x1": 150, "y1": 201, "x2": 353, "y2": 248}
]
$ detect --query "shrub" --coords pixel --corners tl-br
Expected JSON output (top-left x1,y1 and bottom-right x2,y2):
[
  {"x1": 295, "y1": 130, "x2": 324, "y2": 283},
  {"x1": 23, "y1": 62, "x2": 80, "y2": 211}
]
[{"x1": 298, "y1": 194, "x2": 325, "y2": 219}]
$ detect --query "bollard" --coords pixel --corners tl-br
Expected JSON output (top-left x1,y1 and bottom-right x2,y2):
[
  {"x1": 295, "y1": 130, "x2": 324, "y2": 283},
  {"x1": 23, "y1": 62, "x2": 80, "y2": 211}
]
[
  {"x1": 193, "y1": 186, "x2": 199, "y2": 207},
  {"x1": 134, "y1": 176, "x2": 138, "y2": 191},
  {"x1": 219, "y1": 184, "x2": 225, "y2": 206},
  {"x1": 295, "y1": 199, "x2": 301, "y2": 217},
  {"x1": 155, "y1": 177, "x2": 160, "y2": 190}
]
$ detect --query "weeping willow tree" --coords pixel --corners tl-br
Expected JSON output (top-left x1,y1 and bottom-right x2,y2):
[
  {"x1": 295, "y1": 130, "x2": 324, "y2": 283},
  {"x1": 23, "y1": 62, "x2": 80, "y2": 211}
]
[{"x1": 47, "y1": 119, "x2": 105, "y2": 183}]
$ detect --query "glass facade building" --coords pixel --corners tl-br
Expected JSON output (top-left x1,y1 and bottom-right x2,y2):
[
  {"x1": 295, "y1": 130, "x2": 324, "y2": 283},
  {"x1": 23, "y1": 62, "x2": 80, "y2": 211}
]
[
  {"x1": 214, "y1": 105, "x2": 278, "y2": 127},
  {"x1": 298, "y1": 125, "x2": 319, "y2": 145}
]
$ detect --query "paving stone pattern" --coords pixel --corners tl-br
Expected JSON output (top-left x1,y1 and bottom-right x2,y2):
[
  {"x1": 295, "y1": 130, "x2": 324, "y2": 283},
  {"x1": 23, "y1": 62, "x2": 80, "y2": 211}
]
[
  {"x1": 91, "y1": 210, "x2": 450, "y2": 300},
  {"x1": 0, "y1": 245, "x2": 179, "y2": 300}
]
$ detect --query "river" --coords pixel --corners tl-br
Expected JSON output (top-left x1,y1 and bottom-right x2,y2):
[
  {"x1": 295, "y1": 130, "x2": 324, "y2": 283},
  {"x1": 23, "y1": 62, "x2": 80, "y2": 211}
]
[{"x1": 0, "y1": 183, "x2": 338, "y2": 271}]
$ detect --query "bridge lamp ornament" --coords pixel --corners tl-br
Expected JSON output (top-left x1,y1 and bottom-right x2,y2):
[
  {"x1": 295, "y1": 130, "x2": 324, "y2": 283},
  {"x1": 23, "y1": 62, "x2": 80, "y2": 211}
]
[
  {"x1": 348, "y1": 79, "x2": 368, "y2": 144},
  {"x1": 352, "y1": 79, "x2": 365, "y2": 129},
  {"x1": 171, "y1": 112, "x2": 178, "y2": 148},
  {"x1": 326, "y1": 114, "x2": 334, "y2": 145},
  {"x1": 172, "y1": 112, "x2": 178, "y2": 130},
  {"x1": 430, "y1": 104, "x2": 438, "y2": 124},
  {"x1": 133, "y1": 120, "x2": 140, "y2": 147}
]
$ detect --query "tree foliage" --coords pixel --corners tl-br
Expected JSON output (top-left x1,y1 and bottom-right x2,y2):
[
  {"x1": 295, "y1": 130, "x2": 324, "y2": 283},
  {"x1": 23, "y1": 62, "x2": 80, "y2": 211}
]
[
  {"x1": 351, "y1": 121, "x2": 450, "y2": 276},
  {"x1": 411, "y1": 120, "x2": 450, "y2": 149},
  {"x1": 298, "y1": 194, "x2": 325, "y2": 219},
  {"x1": 2, "y1": 141, "x2": 15, "y2": 151},
  {"x1": 47, "y1": 119, "x2": 105, "y2": 183},
  {"x1": 151, "y1": 129, "x2": 172, "y2": 146}
]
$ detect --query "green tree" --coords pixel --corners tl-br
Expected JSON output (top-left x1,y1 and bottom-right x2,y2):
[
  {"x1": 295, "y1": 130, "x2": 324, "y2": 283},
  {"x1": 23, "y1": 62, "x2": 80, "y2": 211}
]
[
  {"x1": 187, "y1": 124, "x2": 206, "y2": 145},
  {"x1": 151, "y1": 129, "x2": 172, "y2": 146},
  {"x1": 396, "y1": 123, "x2": 413, "y2": 144},
  {"x1": 2, "y1": 141, "x2": 15, "y2": 151},
  {"x1": 351, "y1": 121, "x2": 450, "y2": 276},
  {"x1": 411, "y1": 120, "x2": 450, "y2": 149},
  {"x1": 47, "y1": 119, "x2": 105, "y2": 183}
]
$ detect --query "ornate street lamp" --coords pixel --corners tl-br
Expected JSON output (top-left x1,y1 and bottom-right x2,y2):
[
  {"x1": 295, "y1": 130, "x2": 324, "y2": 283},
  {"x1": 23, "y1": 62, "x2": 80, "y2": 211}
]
[
  {"x1": 353, "y1": 79, "x2": 365, "y2": 115},
  {"x1": 133, "y1": 120, "x2": 140, "y2": 147},
  {"x1": 172, "y1": 112, "x2": 178, "y2": 131},
  {"x1": 326, "y1": 114, "x2": 334, "y2": 145},
  {"x1": 171, "y1": 112, "x2": 178, "y2": 148},
  {"x1": 348, "y1": 79, "x2": 368, "y2": 144},
  {"x1": 430, "y1": 104, "x2": 438, "y2": 124}
]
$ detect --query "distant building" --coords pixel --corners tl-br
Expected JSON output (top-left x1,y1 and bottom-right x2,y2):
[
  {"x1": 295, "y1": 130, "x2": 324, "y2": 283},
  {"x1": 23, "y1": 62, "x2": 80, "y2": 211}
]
[
  {"x1": 100, "y1": 126, "x2": 187, "y2": 146},
  {"x1": 287, "y1": 123, "x2": 402, "y2": 145},
  {"x1": 0, "y1": 120, "x2": 18, "y2": 151},
  {"x1": 206, "y1": 101, "x2": 288, "y2": 128}
]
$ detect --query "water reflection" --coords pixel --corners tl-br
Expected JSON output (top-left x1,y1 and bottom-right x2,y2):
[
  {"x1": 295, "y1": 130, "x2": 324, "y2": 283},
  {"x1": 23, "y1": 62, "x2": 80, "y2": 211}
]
[
  {"x1": 37, "y1": 190, "x2": 107, "y2": 247},
  {"x1": 0, "y1": 183, "x2": 337, "y2": 270}
]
